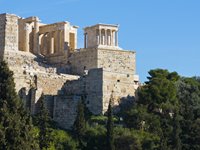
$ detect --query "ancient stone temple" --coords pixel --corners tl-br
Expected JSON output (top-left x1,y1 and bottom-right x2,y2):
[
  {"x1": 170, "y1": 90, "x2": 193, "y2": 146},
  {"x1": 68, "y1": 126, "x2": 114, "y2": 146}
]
[{"x1": 0, "y1": 13, "x2": 139, "y2": 129}]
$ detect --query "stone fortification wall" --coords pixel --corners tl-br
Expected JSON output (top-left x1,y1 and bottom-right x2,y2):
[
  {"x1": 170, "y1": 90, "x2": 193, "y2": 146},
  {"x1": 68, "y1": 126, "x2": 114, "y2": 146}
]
[
  {"x1": 0, "y1": 14, "x2": 6, "y2": 54},
  {"x1": 3, "y1": 50, "x2": 80, "y2": 115},
  {"x1": 102, "y1": 70, "x2": 139, "y2": 113},
  {"x1": 53, "y1": 95, "x2": 81, "y2": 129},
  {"x1": 98, "y1": 48, "x2": 136, "y2": 74},
  {"x1": 69, "y1": 48, "x2": 136, "y2": 76},
  {"x1": 58, "y1": 68, "x2": 103, "y2": 115},
  {"x1": 0, "y1": 14, "x2": 18, "y2": 52},
  {"x1": 85, "y1": 68, "x2": 103, "y2": 114},
  {"x1": 69, "y1": 48, "x2": 97, "y2": 75},
  {"x1": 3, "y1": 50, "x2": 79, "y2": 94}
]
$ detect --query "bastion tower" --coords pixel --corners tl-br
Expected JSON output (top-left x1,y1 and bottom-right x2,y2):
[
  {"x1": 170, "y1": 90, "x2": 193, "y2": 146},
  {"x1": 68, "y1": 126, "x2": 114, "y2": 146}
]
[{"x1": 0, "y1": 13, "x2": 139, "y2": 129}]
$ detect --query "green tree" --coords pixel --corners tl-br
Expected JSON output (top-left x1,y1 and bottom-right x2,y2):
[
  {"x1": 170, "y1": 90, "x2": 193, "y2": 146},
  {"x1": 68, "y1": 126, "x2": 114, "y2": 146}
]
[
  {"x1": 0, "y1": 60, "x2": 37, "y2": 149},
  {"x1": 177, "y1": 77, "x2": 200, "y2": 149},
  {"x1": 49, "y1": 129, "x2": 77, "y2": 150},
  {"x1": 73, "y1": 99, "x2": 86, "y2": 149},
  {"x1": 123, "y1": 69, "x2": 180, "y2": 149},
  {"x1": 171, "y1": 111, "x2": 181, "y2": 150},
  {"x1": 36, "y1": 94, "x2": 52, "y2": 150},
  {"x1": 106, "y1": 97, "x2": 115, "y2": 150}
]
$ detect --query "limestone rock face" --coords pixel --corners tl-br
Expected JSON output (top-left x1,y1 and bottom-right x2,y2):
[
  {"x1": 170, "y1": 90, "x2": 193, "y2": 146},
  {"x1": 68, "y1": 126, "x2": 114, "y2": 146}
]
[{"x1": 0, "y1": 13, "x2": 139, "y2": 129}]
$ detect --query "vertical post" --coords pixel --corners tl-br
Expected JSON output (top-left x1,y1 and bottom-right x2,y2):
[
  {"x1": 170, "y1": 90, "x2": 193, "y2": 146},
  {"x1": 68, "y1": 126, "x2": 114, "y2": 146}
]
[
  {"x1": 112, "y1": 31, "x2": 116, "y2": 46},
  {"x1": 115, "y1": 31, "x2": 118, "y2": 46},
  {"x1": 96, "y1": 29, "x2": 99, "y2": 45},
  {"x1": 49, "y1": 32, "x2": 54, "y2": 54},
  {"x1": 102, "y1": 29, "x2": 105, "y2": 45},
  {"x1": 111, "y1": 30, "x2": 113, "y2": 46},
  {"x1": 108, "y1": 30, "x2": 111, "y2": 46},
  {"x1": 57, "y1": 30, "x2": 60, "y2": 53},
  {"x1": 99, "y1": 28, "x2": 101, "y2": 45},
  {"x1": 24, "y1": 23, "x2": 30, "y2": 52},
  {"x1": 33, "y1": 17, "x2": 40, "y2": 54},
  {"x1": 105, "y1": 29, "x2": 107, "y2": 45},
  {"x1": 60, "y1": 30, "x2": 64, "y2": 52}
]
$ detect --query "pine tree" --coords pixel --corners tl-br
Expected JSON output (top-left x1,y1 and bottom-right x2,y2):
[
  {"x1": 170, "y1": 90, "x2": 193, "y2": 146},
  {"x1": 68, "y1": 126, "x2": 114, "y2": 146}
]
[
  {"x1": 106, "y1": 96, "x2": 115, "y2": 150},
  {"x1": 172, "y1": 111, "x2": 182, "y2": 150},
  {"x1": 0, "y1": 60, "x2": 37, "y2": 149},
  {"x1": 73, "y1": 99, "x2": 86, "y2": 149},
  {"x1": 177, "y1": 77, "x2": 200, "y2": 149},
  {"x1": 36, "y1": 93, "x2": 52, "y2": 150}
]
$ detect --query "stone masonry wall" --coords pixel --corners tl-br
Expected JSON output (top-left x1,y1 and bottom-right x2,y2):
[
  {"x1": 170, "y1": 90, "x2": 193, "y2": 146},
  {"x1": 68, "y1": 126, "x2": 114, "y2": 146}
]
[
  {"x1": 0, "y1": 14, "x2": 6, "y2": 54},
  {"x1": 69, "y1": 48, "x2": 98, "y2": 75},
  {"x1": 3, "y1": 50, "x2": 79, "y2": 93},
  {"x1": 3, "y1": 50, "x2": 80, "y2": 115},
  {"x1": 53, "y1": 95, "x2": 81, "y2": 129},
  {"x1": 85, "y1": 68, "x2": 103, "y2": 114},
  {"x1": 102, "y1": 70, "x2": 138, "y2": 113},
  {"x1": 58, "y1": 68, "x2": 103, "y2": 115},
  {"x1": 98, "y1": 48, "x2": 136, "y2": 74},
  {"x1": 3, "y1": 14, "x2": 19, "y2": 51}
]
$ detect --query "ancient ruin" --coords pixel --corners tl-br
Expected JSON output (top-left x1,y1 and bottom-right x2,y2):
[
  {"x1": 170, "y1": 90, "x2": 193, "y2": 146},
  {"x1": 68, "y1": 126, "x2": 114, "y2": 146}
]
[{"x1": 0, "y1": 13, "x2": 139, "y2": 129}]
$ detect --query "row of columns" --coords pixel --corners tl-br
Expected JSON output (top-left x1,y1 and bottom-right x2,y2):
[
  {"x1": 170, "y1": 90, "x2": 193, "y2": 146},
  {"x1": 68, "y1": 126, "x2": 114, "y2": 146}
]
[
  {"x1": 84, "y1": 29, "x2": 118, "y2": 49},
  {"x1": 21, "y1": 18, "x2": 40, "y2": 54},
  {"x1": 97, "y1": 29, "x2": 118, "y2": 46},
  {"x1": 40, "y1": 30, "x2": 64, "y2": 55}
]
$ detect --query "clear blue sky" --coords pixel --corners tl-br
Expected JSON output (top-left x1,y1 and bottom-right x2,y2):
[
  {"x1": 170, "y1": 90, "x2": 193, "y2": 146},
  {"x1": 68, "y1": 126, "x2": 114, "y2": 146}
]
[{"x1": 1, "y1": 0, "x2": 199, "y2": 82}]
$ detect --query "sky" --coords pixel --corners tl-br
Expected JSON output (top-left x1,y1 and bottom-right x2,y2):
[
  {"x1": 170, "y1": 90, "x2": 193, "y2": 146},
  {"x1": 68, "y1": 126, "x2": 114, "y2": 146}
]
[{"x1": 0, "y1": 0, "x2": 200, "y2": 82}]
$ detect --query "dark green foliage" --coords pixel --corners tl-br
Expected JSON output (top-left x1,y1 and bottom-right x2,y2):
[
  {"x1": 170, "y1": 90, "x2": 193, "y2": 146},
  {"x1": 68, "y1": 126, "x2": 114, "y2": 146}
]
[
  {"x1": 122, "y1": 69, "x2": 181, "y2": 149},
  {"x1": 106, "y1": 98, "x2": 115, "y2": 150},
  {"x1": 36, "y1": 94, "x2": 52, "y2": 150},
  {"x1": 84, "y1": 125, "x2": 107, "y2": 150},
  {"x1": 177, "y1": 77, "x2": 200, "y2": 149},
  {"x1": 0, "y1": 60, "x2": 37, "y2": 149},
  {"x1": 172, "y1": 111, "x2": 181, "y2": 150},
  {"x1": 73, "y1": 99, "x2": 86, "y2": 149},
  {"x1": 114, "y1": 127, "x2": 141, "y2": 150},
  {"x1": 114, "y1": 127, "x2": 159, "y2": 150}
]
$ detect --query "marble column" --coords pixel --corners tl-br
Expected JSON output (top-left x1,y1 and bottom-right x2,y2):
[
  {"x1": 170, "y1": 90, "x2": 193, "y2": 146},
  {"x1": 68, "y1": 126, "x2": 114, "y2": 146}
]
[
  {"x1": 96, "y1": 29, "x2": 99, "y2": 45},
  {"x1": 105, "y1": 29, "x2": 107, "y2": 45},
  {"x1": 49, "y1": 32, "x2": 54, "y2": 54},
  {"x1": 102, "y1": 29, "x2": 105, "y2": 45},
  {"x1": 115, "y1": 31, "x2": 118, "y2": 46},
  {"x1": 99, "y1": 29, "x2": 101, "y2": 45},
  {"x1": 24, "y1": 23, "x2": 30, "y2": 52},
  {"x1": 60, "y1": 30, "x2": 64, "y2": 52},
  {"x1": 57, "y1": 30, "x2": 60, "y2": 53},
  {"x1": 107, "y1": 30, "x2": 111, "y2": 46},
  {"x1": 33, "y1": 18, "x2": 40, "y2": 54}
]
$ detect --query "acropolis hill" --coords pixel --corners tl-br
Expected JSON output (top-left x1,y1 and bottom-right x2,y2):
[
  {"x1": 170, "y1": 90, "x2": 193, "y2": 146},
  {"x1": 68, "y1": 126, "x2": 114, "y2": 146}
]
[{"x1": 0, "y1": 13, "x2": 139, "y2": 129}]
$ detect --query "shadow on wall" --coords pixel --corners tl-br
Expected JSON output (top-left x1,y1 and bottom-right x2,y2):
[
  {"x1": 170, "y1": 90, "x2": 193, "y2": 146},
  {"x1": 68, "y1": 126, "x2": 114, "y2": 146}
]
[
  {"x1": 112, "y1": 95, "x2": 136, "y2": 114},
  {"x1": 18, "y1": 87, "x2": 55, "y2": 117},
  {"x1": 0, "y1": 50, "x2": 4, "y2": 61}
]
